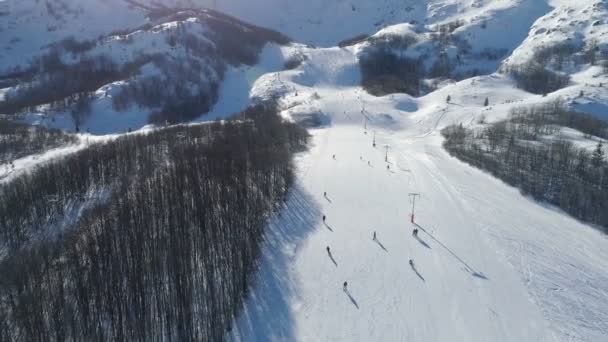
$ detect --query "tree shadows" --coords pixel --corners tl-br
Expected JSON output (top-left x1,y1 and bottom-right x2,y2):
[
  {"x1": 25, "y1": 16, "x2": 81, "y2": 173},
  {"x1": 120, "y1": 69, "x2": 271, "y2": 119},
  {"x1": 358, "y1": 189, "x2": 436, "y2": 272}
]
[
  {"x1": 414, "y1": 223, "x2": 488, "y2": 281},
  {"x1": 228, "y1": 184, "x2": 321, "y2": 341}
]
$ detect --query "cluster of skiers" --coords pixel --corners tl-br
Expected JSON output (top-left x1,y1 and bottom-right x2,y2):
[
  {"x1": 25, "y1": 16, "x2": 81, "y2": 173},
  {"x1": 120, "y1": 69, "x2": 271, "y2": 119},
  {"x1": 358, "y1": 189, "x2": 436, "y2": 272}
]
[{"x1": 323, "y1": 153, "x2": 422, "y2": 294}]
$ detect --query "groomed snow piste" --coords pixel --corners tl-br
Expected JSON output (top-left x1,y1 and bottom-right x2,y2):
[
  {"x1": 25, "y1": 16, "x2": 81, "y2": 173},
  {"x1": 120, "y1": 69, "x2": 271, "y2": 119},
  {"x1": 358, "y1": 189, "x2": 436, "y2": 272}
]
[{"x1": 227, "y1": 42, "x2": 608, "y2": 342}]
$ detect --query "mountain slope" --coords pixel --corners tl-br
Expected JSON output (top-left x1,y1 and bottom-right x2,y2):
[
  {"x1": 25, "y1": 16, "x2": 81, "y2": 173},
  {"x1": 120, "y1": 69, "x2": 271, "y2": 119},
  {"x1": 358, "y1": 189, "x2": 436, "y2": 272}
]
[
  {"x1": 0, "y1": 0, "x2": 607, "y2": 341},
  {"x1": 1, "y1": 1, "x2": 292, "y2": 133},
  {"x1": 228, "y1": 41, "x2": 608, "y2": 341}
]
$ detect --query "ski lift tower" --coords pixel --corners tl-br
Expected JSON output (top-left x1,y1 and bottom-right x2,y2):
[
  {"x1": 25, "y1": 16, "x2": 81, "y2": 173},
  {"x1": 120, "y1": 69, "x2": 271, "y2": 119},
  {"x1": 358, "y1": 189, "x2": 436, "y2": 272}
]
[
  {"x1": 384, "y1": 144, "x2": 390, "y2": 162},
  {"x1": 373, "y1": 130, "x2": 376, "y2": 147},
  {"x1": 408, "y1": 193, "x2": 420, "y2": 224}
]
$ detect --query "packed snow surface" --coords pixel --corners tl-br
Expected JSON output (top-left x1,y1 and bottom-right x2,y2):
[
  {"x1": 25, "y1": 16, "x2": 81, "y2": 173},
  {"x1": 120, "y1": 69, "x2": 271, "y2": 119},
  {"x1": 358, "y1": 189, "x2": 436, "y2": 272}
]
[{"x1": 227, "y1": 42, "x2": 608, "y2": 342}]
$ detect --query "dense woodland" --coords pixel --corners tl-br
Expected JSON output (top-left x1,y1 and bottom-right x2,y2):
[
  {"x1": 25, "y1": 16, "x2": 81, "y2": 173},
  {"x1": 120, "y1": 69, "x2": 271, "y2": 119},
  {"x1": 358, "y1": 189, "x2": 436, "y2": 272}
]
[
  {"x1": 0, "y1": 103, "x2": 308, "y2": 341},
  {"x1": 358, "y1": 25, "x2": 607, "y2": 98},
  {"x1": 360, "y1": 47, "x2": 424, "y2": 97},
  {"x1": 0, "y1": 119, "x2": 77, "y2": 164},
  {"x1": 442, "y1": 101, "x2": 608, "y2": 231},
  {"x1": 358, "y1": 21, "x2": 500, "y2": 97}
]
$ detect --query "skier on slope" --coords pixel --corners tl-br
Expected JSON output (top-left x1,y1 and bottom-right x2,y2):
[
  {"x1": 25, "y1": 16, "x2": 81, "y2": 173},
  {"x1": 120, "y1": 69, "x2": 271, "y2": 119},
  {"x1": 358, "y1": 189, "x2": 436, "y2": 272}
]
[
  {"x1": 412, "y1": 228, "x2": 419, "y2": 238},
  {"x1": 409, "y1": 259, "x2": 414, "y2": 267},
  {"x1": 343, "y1": 281, "x2": 348, "y2": 291},
  {"x1": 326, "y1": 246, "x2": 330, "y2": 254},
  {"x1": 324, "y1": 191, "x2": 327, "y2": 197},
  {"x1": 322, "y1": 215, "x2": 326, "y2": 222},
  {"x1": 373, "y1": 231, "x2": 377, "y2": 240}
]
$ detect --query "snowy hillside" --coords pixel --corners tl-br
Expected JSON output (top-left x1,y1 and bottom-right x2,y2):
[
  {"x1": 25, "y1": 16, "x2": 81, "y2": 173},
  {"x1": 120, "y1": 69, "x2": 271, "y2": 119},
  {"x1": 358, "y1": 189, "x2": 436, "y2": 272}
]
[
  {"x1": 1, "y1": 1, "x2": 292, "y2": 133},
  {"x1": 228, "y1": 40, "x2": 608, "y2": 341},
  {"x1": 0, "y1": 0, "x2": 146, "y2": 68},
  {"x1": 142, "y1": 0, "x2": 552, "y2": 48},
  {"x1": 221, "y1": 1, "x2": 607, "y2": 340},
  {"x1": 1, "y1": 0, "x2": 606, "y2": 132},
  {"x1": 1, "y1": 0, "x2": 607, "y2": 341}
]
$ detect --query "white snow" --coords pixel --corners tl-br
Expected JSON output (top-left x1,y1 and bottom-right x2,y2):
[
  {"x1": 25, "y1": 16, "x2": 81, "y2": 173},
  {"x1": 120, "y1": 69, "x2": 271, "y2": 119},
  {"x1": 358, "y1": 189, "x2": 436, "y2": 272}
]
[{"x1": 228, "y1": 37, "x2": 608, "y2": 342}]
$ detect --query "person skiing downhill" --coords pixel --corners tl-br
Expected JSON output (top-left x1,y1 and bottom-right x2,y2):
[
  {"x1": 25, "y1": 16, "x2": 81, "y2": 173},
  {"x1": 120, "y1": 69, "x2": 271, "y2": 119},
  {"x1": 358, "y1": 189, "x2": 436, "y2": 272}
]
[
  {"x1": 412, "y1": 228, "x2": 418, "y2": 237},
  {"x1": 322, "y1": 215, "x2": 326, "y2": 222},
  {"x1": 324, "y1": 191, "x2": 327, "y2": 197},
  {"x1": 326, "y1": 246, "x2": 330, "y2": 254},
  {"x1": 343, "y1": 281, "x2": 348, "y2": 291},
  {"x1": 409, "y1": 259, "x2": 414, "y2": 267},
  {"x1": 373, "y1": 231, "x2": 377, "y2": 240}
]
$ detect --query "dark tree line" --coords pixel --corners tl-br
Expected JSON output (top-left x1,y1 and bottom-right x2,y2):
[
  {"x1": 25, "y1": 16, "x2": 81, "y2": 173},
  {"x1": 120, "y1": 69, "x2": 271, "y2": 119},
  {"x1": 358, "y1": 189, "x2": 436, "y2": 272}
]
[
  {"x1": 337, "y1": 34, "x2": 370, "y2": 48},
  {"x1": 360, "y1": 49, "x2": 424, "y2": 96},
  {"x1": 442, "y1": 102, "x2": 608, "y2": 231},
  {"x1": 0, "y1": 103, "x2": 309, "y2": 341},
  {"x1": 0, "y1": 119, "x2": 77, "y2": 164},
  {"x1": 505, "y1": 38, "x2": 608, "y2": 94},
  {"x1": 507, "y1": 100, "x2": 608, "y2": 140},
  {"x1": 502, "y1": 41, "x2": 607, "y2": 94},
  {"x1": 112, "y1": 53, "x2": 221, "y2": 125},
  {"x1": 358, "y1": 34, "x2": 422, "y2": 96},
  {"x1": 358, "y1": 25, "x2": 486, "y2": 96},
  {"x1": 506, "y1": 61, "x2": 570, "y2": 94}
]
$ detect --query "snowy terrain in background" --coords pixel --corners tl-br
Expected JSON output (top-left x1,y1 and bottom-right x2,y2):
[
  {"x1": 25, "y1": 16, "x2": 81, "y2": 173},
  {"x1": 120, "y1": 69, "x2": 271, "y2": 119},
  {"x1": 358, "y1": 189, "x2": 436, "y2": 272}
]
[
  {"x1": 1, "y1": 0, "x2": 606, "y2": 131},
  {"x1": 1, "y1": 0, "x2": 607, "y2": 341}
]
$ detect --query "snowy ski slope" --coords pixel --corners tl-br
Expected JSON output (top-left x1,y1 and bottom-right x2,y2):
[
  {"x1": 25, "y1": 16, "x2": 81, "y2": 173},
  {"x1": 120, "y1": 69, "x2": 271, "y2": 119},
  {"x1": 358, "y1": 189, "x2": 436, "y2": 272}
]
[{"x1": 227, "y1": 42, "x2": 608, "y2": 341}]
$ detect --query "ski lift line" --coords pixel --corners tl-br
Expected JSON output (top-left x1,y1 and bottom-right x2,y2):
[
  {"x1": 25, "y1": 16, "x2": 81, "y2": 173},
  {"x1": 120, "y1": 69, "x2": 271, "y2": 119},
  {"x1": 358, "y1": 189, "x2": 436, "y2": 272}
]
[{"x1": 408, "y1": 193, "x2": 421, "y2": 224}]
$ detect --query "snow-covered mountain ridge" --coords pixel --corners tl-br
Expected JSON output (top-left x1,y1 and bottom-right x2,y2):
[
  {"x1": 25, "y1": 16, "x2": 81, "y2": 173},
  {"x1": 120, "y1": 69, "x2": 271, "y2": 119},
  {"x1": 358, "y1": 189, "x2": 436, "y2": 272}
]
[
  {"x1": 1, "y1": 0, "x2": 293, "y2": 133},
  {"x1": 0, "y1": 0, "x2": 606, "y2": 132}
]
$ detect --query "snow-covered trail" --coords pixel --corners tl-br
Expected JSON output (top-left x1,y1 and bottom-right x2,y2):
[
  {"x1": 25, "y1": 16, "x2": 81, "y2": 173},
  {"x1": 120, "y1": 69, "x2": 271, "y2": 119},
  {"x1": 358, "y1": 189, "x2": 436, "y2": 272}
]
[
  {"x1": 231, "y1": 120, "x2": 608, "y2": 341},
  {"x1": 228, "y1": 43, "x2": 608, "y2": 341},
  {"x1": 230, "y1": 122, "x2": 559, "y2": 341},
  {"x1": 229, "y1": 126, "x2": 547, "y2": 341}
]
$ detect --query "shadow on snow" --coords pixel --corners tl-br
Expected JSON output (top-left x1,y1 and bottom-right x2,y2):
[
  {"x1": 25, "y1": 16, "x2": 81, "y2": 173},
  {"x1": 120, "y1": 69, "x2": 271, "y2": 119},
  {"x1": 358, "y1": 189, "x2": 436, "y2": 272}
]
[
  {"x1": 414, "y1": 223, "x2": 488, "y2": 281},
  {"x1": 227, "y1": 183, "x2": 321, "y2": 341}
]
